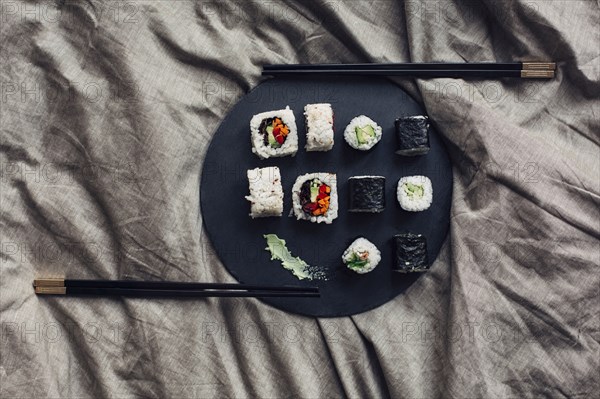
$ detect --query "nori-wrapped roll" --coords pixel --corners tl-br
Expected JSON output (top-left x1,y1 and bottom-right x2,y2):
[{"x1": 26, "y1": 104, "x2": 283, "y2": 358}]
[
  {"x1": 393, "y1": 233, "x2": 429, "y2": 272},
  {"x1": 395, "y1": 116, "x2": 430, "y2": 156},
  {"x1": 348, "y1": 176, "x2": 385, "y2": 213}
]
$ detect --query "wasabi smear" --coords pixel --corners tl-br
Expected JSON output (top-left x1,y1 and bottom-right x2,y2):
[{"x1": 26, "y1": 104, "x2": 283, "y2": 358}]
[{"x1": 263, "y1": 234, "x2": 327, "y2": 280}]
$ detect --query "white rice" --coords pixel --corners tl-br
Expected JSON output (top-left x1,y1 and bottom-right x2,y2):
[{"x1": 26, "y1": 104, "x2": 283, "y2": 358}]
[
  {"x1": 304, "y1": 103, "x2": 334, "y2": 152},
  {"x1": 245, "y1": 167, "x2": 284, "y2": 218},
  {"x1": 343, "y1": 115, "x2": 382, "y2": 150},
  {"x1": 250, "y1": 106, "x2": 298, "y2": 159},
  {"x1": 292, "y1": 172, "x2": 338, "y2": 224},
  {"x1": 396, "y1": 175, "x2": 433, "y2": 212},
  {"x1": 342, "y1": 237, "x2": 381, "y2": 274}
]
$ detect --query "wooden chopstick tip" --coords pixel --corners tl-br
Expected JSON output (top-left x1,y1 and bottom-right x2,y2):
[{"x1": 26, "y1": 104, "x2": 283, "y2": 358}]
[
  {"x1": 35, "y1": 286, "x2": 66, "y2": 295},
  {"x1": 521, "y1": 70, "x2": 555, "y2": 79},
  {"x1": 522, "y1": 62, "x2": 556, "y2": 70},
  {"x1": 33, "y1": 278, "x2": 65, "y2": 287}
]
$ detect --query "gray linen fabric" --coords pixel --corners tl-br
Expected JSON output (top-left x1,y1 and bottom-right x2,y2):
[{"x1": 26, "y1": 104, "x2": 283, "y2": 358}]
[{"x1": 1, "y1": 1, "x2": 598, "y2": 398}]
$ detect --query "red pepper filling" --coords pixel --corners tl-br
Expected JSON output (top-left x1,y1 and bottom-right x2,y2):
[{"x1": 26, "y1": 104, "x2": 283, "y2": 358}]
[
  {"x1": 260, "y1": 117, "x2": 290, "y2": 148},
  {"x1": 299, "y1": 179, "x2": 331, "y2": 217}
]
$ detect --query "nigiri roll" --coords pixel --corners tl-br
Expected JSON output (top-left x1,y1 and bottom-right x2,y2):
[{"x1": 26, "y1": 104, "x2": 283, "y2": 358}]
[
  {"x1": 245, "y1": 167, "x2": 284, "y2": 218},
  {"x1": 304, "y1": 103, "x2": 334, "y2": 152}
]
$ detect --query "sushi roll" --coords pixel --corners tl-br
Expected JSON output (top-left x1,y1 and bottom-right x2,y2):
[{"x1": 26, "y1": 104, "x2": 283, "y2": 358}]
[
  {"x1": 304, "y1": 103, "x2": 334, "y2": 152},
  {"x1": 396, "y1": 175, "x2": 433, "y2": 212},
  {"x1": 292, "y1": 173, "x2": 338, "y2": 224},
  {"x1": 342, "y1": 237, "x2": 381, "y2": 274},
  {"x1": 348, "y1": 176, "x2": 386, "y2": 213},
  {"x1": 393, "y1": 233, "x2": 429, "y2": 272},
  {"x1": 395, "y1": 116, "x2": 430, "y2": 156},
  {"x1": 343, "y1": 115, "x2": 382, "y2": 150},
  {"x1": 250, "y1": 106, "x2": 298, "y2": 159},
  {"x1": 245, "y1": 167, "x2": 284, "y2": 218}
]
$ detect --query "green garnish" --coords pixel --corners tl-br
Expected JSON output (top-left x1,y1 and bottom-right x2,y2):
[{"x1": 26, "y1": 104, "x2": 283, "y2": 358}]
[
  {"x1": 403, "y1": 182, "x2": 424, "y2": 198},
  {"x1": 346, "y1": 252, "x2": 368, "y2": 269},
  {"x1": 264, "y1": 234, "x2": 311, "y2": 280}
]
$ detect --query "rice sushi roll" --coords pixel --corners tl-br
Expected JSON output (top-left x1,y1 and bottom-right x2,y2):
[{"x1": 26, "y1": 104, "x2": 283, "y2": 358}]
[
  {"x1": 395, "y1": 116, "x2": 430, "y2": 156},
  {"x1": 393, "y1": 233, "x2": 429, "y2": 272},
  {"x1": 250, "y1": 106, "x2": 298, "y2": 159},
  {"x1": 342, "y1": 237, "x2": 381, "y2": 274},
  {"x1": 396, "y1": 175, "x2": 433, "y2": 212},
  {"x1": 304, "y1": 103, "x2": 334, "y2": 152},
  {"x1": 292, "y1": 173, "x2": 338, "y2": 224},
  {"x1": 348, "y1": 176, "x2": 386, "y2": 213},
  {"x1": 245, "y1": 167, "x2": 284, "y2": 218},
  {"x1": 344, "y1": 115, "x2": 382, "y2": 150}
]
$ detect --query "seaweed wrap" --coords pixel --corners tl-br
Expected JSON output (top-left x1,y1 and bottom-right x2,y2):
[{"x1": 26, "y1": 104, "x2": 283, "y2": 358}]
[
  {"x1": 348, "y1": 176, "x2": 385, "y2": 213},
  {"x1": 395, "y1": 115, "x2": 430, "y2": 156},
  {"x1": 393, "y1": 233, "x2": 429, "y2": 272}
]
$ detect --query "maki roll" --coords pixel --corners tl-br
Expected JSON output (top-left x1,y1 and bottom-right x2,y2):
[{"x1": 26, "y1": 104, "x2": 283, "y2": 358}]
[
  {"x1": 397, "y1": 175, "x2": 433, "y2": 212},
  {"x1": 342, "y1": 237, "x2": 381, "y2": 274},
  {"x1": 348, "y1": 176, "x2": 386, "y2": 213},
  {"x1": 344, "y1": 115, "x2": 382, "y2": 150},
  {"x1": 393, "y1": 233, "x2": 429, "y2": 272},
  {"x1": 250, "y1": 106, "x2": 298, "y2": 159},
  {"x1": 292, "y1": 173, "x2": 338, "y2": 224},
  {"x1": 395, "y1": 116, "x2": 430, "y2": 156},
  {"x1": 245, "y1": 167, "x2": 284, "y2": 218},
  {"x1": 304, "y1": 103, "x2": 334, "y2": 152}
]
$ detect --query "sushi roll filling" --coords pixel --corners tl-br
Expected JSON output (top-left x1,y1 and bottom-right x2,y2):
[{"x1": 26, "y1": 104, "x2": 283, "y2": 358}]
[
  {"x1": 342, "y1": 237, "x2": 381, "y2": 274},
  {"x1": 355, "y1": 124, "x2": 376, "y2": 145},
  {"x1": 260, "y1": 117, "x2": 290, "y2": 148},
  {"x1": 299, "y1": 179, "x2": 331, "y2": 217},
  {"x1": 346, "y1": 251, "x2": 370, "y2": 270},
  {"x1": 403, "y1": 182, "x2": 425, "y2": 199}
]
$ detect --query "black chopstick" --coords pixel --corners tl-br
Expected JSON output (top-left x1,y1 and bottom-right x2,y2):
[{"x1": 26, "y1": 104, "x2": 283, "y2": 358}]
[
  {"x1": 262, "y1": 69, "x2": 554, "y2": 79},
  {"x1": 34, "y1": 278, "x2": 318, "y2": 292},
  {"x1": 33, "y1": 278, "x2": 320, "y2": 298},
  {"x1": 264, "y1": 62, "x2": 545, "y2": 71},
  {"x1": 262, "y1": 62, "x2": 555, "y2": 79},
  {"x1": 34, "y1": 286, "x2": 320, "y2": 298}
]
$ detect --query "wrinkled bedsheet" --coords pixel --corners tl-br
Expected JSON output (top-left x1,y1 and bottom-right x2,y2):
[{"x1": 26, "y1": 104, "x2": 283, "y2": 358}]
[{"x1": 1, "y1": 1, "x2": 599, "y2": 398}]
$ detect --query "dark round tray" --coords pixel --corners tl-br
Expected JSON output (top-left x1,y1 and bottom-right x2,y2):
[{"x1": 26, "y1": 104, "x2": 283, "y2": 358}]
[{"x1": 200, "y1": 77, "x2": 452, "y2": 317}]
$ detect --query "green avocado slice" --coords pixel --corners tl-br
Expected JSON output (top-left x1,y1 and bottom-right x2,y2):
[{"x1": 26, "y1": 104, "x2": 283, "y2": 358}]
[
  {"x1": 265, "y1": 125, "x2": 279, "y2": 147},
  {"x1": 310, "y1": 184, "x2": 319, "y2": 202},
  {"x1": 355, "y1": 125, "x2": 376, "y2": 144},
  {"x1": 403, "y1": 182, "x2": 424, "y2": 198}
]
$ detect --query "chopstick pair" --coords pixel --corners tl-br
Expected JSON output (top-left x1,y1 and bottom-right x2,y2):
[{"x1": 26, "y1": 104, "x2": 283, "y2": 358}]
[
  {"x1": 33, "y1": 278, "x2": 320, "y2": 298},
  {"x1": 262, "y1": 61, "x2": 556, "y2": 79}
]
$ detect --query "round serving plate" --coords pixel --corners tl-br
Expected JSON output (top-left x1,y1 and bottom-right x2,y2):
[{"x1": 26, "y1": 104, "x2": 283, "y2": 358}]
[{"x1": 200, "y1": 77, "x2": 452, "y2": 317}]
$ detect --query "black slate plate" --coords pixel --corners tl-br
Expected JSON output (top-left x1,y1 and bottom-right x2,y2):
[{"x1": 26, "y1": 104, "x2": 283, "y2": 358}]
[{"x1": 200, "y1": 77, "x2": 452, "y2": 317}]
